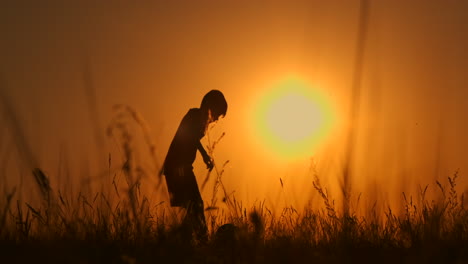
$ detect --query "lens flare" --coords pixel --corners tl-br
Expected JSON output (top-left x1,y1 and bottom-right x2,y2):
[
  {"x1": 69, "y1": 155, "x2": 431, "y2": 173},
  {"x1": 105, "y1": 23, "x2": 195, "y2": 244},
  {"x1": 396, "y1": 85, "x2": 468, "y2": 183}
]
[{"x1": 254, "y1": 78, "x2": 336, "y2": 159}]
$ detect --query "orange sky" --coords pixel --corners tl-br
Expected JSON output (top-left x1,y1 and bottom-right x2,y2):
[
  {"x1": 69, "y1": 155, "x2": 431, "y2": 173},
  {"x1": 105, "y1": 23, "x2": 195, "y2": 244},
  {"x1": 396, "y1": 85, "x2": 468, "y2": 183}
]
[{"x1": 1, "y1": 0, "x2": 467, "y2": 214}]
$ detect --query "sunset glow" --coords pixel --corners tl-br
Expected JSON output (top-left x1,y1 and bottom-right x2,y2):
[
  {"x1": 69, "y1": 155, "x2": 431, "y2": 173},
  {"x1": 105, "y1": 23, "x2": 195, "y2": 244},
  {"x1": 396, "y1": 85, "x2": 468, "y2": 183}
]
[{"x1": 254, "y1": 78, "x2": 336, "y2": 159}]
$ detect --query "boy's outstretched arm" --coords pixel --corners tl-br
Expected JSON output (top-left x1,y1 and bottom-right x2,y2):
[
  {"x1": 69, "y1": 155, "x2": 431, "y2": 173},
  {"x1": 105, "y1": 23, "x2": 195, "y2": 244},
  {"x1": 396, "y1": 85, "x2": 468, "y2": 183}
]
[{"x1": 197, "y1": 141, "x2": 214, "y2": 171}]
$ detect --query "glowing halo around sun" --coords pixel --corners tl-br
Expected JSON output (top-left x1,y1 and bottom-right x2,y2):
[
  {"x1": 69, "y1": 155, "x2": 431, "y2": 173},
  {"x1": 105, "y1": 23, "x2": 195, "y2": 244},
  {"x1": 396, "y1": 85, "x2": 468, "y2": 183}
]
[{"x1": 253, "y1": 78, "x2": 336, "y2": 159}]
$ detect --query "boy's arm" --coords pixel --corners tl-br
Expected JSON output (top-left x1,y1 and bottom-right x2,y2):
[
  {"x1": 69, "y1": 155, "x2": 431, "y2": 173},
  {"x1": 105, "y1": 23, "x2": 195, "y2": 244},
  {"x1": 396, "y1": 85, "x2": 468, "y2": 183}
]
[{"x1": 197, "y1": 141, "x2": 214, "y2": 171}]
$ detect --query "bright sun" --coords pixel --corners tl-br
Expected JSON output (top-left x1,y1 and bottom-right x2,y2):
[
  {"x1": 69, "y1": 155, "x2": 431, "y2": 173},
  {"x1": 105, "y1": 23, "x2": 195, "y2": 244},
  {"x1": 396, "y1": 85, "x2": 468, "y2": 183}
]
[{"x1": 254, "y1": 78, "x2": 335, "y2": 159}]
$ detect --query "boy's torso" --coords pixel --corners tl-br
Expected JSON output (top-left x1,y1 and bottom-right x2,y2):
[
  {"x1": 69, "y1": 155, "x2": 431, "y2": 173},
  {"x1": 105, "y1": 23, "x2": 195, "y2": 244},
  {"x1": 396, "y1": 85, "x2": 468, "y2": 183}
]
[{"x1": 164, "y1": 108, "x2": 205, "y2": 171}]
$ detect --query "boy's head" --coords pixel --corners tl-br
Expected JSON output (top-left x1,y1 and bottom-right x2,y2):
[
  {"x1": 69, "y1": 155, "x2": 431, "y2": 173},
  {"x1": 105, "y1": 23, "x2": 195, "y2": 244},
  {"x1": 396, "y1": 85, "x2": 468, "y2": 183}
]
[{"x1": 200, "y1": 90, "x2": 227, "y2": 122}]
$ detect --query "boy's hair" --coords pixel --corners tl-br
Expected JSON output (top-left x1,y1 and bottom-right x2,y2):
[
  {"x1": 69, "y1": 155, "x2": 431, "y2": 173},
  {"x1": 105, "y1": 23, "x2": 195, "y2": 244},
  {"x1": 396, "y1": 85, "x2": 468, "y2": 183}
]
[{"x1": 200, "y1": 90, "x2": 228, "y2": 118}]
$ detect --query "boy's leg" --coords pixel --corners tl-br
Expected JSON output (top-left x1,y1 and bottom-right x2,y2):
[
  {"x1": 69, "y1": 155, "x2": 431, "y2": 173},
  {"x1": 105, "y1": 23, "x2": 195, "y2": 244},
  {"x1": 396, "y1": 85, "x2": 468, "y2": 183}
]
[
  {"x1": 183, "y1": 198, "x2": 208, "y2": 242},
  {"x1": 174, "y1": 168, "x2": 207, "y2": 241},
  {"x1": 193, "y1": 198, "x2": 208, "y2": 241}
]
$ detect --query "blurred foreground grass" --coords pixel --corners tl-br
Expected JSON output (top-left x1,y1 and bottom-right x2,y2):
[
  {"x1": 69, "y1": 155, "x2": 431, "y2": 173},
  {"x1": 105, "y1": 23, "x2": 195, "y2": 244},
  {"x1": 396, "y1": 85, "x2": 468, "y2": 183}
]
[
  {"x1": 0, "y1": 168, "x2": 466, "y2": 263},
  {"x1": 0, "y1": 105, "x2": 467, "y2": 263}
]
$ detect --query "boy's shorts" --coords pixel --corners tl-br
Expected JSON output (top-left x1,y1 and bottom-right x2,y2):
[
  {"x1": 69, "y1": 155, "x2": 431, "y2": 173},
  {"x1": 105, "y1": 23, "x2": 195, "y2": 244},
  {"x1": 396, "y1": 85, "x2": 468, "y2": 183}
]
[{"x1": 164, "y1": 167, "x2": 203, "y2": 207}]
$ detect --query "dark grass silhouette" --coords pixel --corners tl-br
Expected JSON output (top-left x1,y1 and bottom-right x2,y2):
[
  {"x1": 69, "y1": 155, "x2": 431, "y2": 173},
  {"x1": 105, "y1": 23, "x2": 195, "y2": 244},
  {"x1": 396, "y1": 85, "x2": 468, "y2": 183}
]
[
  {"x1": 0, "y1": 106, "x2": 466, "y2": 263},
  {"x1": 0, "y1": 169, "x2": 466, "y2": 263}
]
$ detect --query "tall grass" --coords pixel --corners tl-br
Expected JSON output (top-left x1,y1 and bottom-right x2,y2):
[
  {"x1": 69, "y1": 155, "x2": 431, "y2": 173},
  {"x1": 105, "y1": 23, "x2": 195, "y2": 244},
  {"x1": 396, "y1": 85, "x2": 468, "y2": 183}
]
[
  {"x1": 1, "y1": 170, "x2": 465, "y2": 262},
  {"x1": 0, "y1": 105, "x2": 467, "y2": 263}
]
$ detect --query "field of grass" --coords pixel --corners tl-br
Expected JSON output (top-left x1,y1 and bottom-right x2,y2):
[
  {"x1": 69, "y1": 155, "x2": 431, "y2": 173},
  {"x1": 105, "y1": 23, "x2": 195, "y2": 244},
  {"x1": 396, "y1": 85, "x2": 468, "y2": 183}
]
[
  {"x1": 0, "y1": 106, "x2": 466, "y2": 263},
  {"x1": 0, "y1": 166, "x2": 467, "y2": 263}
]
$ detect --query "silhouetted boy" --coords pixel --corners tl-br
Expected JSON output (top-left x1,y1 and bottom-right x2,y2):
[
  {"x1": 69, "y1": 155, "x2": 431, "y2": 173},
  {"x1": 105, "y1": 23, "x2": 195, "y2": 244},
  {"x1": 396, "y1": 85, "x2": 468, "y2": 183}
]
[{"x1": 163, "y1": 90, "x2": 227, "y2": 240}]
